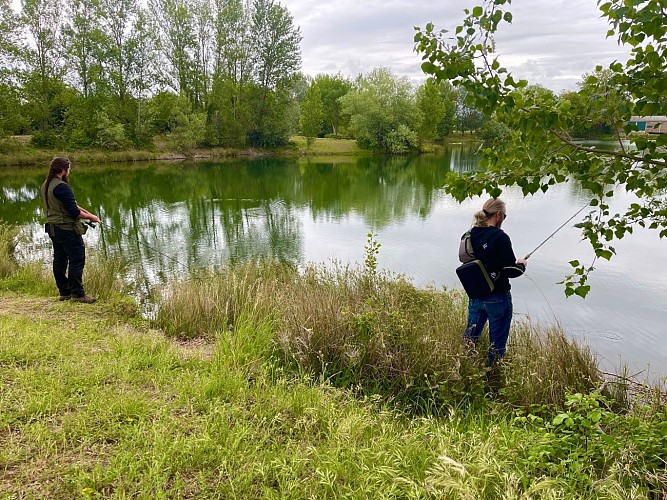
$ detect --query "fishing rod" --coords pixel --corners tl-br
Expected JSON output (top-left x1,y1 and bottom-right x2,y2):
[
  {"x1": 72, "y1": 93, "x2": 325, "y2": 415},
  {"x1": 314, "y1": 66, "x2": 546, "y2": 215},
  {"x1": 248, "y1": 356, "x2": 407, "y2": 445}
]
[
  {"x1": 523, "y1": 202, "x2": 590, "y2": 260},
  {"x1": 85, "y1": 220, "x2": 189, "y2": 269}
]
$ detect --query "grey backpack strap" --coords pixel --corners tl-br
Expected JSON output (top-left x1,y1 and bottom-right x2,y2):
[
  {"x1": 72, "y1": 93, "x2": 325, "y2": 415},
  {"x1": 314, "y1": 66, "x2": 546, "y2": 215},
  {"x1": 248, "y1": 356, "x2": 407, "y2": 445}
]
[{"x1": 458, "y1": 231, "x2": 475, "y2": 263}]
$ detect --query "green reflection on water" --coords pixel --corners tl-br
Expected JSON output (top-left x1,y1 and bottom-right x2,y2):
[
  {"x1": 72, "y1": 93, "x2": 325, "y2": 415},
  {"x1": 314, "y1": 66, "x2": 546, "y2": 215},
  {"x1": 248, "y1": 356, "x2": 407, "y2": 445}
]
[{"x1": 0, "y1": 143, "x2": 478, "y2": 273}]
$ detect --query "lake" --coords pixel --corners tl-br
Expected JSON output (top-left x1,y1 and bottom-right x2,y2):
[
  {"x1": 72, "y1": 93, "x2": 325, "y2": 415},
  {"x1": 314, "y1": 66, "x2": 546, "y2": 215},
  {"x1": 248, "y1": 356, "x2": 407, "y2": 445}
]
[{"x1": 1, "y1": 144, "x2": 665, "y2": 375}]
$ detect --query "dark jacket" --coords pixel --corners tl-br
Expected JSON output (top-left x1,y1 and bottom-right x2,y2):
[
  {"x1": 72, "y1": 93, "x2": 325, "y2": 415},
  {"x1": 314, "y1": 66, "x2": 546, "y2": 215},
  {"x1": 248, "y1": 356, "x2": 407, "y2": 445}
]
[{"x1": 469, "y1": 226, "x2": 525, "y2": 293}]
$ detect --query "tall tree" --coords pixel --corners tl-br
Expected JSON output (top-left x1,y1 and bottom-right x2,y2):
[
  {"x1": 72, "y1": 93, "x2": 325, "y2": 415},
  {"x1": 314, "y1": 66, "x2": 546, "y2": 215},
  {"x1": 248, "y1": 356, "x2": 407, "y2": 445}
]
[
  {"x1": 62, "y1": 0, "x2": 102, "y2": 99},
  {"x1": 248, "y1": 0, "x2": 301, "y2": 146},
  {"x1": 21, "y1": 0, "x2": 64, "y2": 134},
  {"x1": 149, "y1": 0, "x2": 198, "y2": 103},
  {"x1": 0, "y1": 0, "x2": 24, "y2": 69},
  {"x1": 416, "y1": 79, "x2": 446, "y2": 143},
  {"x1": 299, "y1": 80, "x2": 323, "y2": 147},
  {"x1": 0, "y1": 0, "x2": 25, "y2": 136},
  {"x1": 313, "y1": 73, "x2": 351, "y2": 137},
  {"x1": 250, "y1": 0, "x2": 301, "y2": 91}
]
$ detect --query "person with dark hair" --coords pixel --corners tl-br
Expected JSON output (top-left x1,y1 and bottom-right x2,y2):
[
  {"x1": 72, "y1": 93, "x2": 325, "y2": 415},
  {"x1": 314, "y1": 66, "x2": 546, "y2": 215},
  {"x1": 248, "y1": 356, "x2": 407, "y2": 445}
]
[
  {"x1": 40, "y1": 157, "x2": 100, "y2": 303},
  {"x1": 461, "y1": 197, "x2": 527, "y2": 366}
]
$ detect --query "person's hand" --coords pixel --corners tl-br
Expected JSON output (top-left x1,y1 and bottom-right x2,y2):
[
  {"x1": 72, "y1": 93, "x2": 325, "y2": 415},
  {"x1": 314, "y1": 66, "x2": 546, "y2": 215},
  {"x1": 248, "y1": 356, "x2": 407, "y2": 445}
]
[
  {"x1": 517, "y1": 258, "x2": 528, "y2": 267},
  {"x1": 89, "y1": 215, "x2": 101, "y2": 224}
]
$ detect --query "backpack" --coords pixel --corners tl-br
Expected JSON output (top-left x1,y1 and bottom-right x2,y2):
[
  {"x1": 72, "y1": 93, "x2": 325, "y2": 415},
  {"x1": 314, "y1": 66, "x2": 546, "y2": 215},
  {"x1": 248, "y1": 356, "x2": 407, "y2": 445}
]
[{"x1": 456, "y1": 231, "x2": 495, "y2": 299}]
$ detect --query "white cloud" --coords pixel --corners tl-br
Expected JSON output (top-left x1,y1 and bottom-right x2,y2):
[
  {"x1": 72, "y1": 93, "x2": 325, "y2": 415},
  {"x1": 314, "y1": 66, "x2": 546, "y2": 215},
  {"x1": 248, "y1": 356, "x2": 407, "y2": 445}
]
[{"x1": 283, "y1": 0, "x2": 630, "y2": 91}]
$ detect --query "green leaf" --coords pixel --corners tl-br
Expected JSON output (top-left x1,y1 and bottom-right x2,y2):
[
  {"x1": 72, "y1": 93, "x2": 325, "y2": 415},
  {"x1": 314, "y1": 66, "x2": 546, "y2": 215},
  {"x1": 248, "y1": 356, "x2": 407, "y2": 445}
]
[
  {"x1": 472, "y1": 6, "x2": 483, "y2": 17},
  {"x1": 574, "y1": 285, "x2": 591, "y2": 298},
  {"x1": 503, "y1": 11, "x2": 513, "y2": 23}
]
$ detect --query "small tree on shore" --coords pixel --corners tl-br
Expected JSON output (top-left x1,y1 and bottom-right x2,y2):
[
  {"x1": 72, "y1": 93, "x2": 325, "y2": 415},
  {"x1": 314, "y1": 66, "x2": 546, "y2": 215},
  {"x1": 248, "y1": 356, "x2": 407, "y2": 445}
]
[{"x1": 300, "y1": 81, "x2": 324, "y2": 148}]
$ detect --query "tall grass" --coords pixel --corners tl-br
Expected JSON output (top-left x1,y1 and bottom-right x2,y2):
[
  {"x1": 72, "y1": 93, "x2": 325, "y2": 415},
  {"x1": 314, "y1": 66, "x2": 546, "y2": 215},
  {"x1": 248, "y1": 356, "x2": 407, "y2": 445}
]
[
  {"x1": 155, "y1": 259, "x2": 603, "y2": 410},
  {"x1": 0, "y1": 222, "x2": 135, "y2": 304},
  {"x1": 0, "y1": 221, "x2": 20, "y2": 278}
]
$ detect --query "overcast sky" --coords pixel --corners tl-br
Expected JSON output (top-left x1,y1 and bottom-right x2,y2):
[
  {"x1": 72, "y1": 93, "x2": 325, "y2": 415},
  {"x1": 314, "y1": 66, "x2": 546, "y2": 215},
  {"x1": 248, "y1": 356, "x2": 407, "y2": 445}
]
[{"x1": 283, "y1": 0, "x2": 631, "y2": 92}]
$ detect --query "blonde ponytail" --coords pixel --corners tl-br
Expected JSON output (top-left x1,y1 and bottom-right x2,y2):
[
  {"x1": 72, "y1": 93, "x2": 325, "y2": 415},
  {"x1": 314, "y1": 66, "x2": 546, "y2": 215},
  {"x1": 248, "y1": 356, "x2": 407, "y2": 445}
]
[{"x1": 472, "y1": 198, "x2": 506, "y2": 227}]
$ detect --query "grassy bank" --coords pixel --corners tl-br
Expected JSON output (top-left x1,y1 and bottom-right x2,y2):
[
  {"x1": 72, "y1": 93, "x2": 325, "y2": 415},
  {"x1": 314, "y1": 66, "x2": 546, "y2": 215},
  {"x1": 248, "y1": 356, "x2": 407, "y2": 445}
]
[
  {"x1": 0, "y1": 135, "x2": 370, "y2": 167},
  {"x1": 1, "y1": 226, "x2": 666, "y2": 497}
]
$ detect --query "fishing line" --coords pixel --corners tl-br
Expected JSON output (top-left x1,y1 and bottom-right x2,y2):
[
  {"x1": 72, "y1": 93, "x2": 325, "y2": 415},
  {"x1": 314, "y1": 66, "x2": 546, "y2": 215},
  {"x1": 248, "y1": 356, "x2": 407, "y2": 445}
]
[
  {"x1": 516, "y1": 201, "x2": 591, "y2": 323},
  {"x1": 86, "y1": 220, "x2": 189, "y2": 269},
  {"x1": 523, "y1": 202, "x2": 590, "y2": 260}
]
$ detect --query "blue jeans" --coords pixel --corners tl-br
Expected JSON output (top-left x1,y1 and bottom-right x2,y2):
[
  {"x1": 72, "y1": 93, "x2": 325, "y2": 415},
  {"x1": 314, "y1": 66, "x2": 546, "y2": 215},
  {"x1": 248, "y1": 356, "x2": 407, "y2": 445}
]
[
  {"x1": 464, "y1": 291, "x2": 513, "y2": 365},
  {"x1": 47, "y1": 224, "x2": 86, "y2": 297}
]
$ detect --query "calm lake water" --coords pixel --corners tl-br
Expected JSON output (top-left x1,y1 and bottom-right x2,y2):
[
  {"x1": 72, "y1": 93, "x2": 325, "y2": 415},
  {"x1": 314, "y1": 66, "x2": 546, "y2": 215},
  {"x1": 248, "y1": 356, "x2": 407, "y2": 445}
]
[{"x1": 1, "y1": 144, "x2": 665, "y2": 375}]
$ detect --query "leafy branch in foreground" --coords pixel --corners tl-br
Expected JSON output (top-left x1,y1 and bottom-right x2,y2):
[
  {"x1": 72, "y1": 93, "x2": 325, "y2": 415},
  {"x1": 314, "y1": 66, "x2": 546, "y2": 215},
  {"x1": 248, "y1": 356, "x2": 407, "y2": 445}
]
[{"x1": 415, "y1": 0, "x2": 667, "y2": 297}]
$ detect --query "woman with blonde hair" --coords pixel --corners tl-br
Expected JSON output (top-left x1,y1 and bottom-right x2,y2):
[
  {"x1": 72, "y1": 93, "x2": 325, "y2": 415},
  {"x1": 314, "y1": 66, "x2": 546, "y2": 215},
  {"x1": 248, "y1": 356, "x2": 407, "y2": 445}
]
[{"x1": 461, "y1": 197, "x2": 527, "y2": 366}]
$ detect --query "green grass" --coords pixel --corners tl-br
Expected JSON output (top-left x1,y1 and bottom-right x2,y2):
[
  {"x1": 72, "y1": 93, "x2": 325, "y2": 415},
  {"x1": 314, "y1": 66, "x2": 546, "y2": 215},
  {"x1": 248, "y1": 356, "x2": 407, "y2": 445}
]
[
  {"x1": 288, "y1": 136, "x2": 368, "y2": 156},
  {"x1": 1, "y1": 224, "x2": 666, "y2": 497},
  {"x1": 1, "y1": 292, "x2": 666, "y2": 498},
  {"x1": 154, "y1": 260, "x2": 602, "y2": 410}
]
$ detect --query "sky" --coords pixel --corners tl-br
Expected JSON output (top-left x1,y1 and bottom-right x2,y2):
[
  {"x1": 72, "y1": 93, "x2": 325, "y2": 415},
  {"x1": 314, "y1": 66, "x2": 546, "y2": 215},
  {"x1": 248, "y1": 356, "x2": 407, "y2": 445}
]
[{"x1": 283, "y1": 0, "x2": 631, "y2": 92}]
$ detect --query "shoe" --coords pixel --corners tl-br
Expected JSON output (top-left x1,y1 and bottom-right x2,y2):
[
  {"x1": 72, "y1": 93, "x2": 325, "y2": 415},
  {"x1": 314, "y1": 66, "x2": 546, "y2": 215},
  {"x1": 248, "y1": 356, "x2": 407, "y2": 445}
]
[
  {"x1": 72, "y1": 295, "x2": 97, "y2": 304},
  {"x1": 59, "y1": 295, "x2": 72, "y2": 301}
]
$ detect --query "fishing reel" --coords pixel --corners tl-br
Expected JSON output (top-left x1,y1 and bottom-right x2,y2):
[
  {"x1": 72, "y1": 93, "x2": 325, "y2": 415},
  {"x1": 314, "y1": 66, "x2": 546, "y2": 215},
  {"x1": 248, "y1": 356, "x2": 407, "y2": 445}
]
[{"x1": 84, "y1": 221, "x2": 97, "y2": 229}]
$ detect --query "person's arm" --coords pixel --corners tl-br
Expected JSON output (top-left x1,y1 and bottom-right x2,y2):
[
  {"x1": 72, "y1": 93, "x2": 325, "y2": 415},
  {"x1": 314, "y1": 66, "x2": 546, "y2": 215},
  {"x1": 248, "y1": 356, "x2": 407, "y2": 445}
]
[
  {"x1": 497, "y1": 232, "x2": 526, "y2": 278},
  {"x1": 52, "y1": 184, "x2": 81, "y2": 218},
  {"x1": 77, "y1": 206, "x2": 101, "y2": 224}
]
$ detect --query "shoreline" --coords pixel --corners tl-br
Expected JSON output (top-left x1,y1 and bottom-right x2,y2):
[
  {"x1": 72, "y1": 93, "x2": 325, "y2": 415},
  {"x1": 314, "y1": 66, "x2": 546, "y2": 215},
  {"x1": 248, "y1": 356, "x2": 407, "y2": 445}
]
[{"x1": 0, "y1": 135, "x2": 480, "y2": 167}]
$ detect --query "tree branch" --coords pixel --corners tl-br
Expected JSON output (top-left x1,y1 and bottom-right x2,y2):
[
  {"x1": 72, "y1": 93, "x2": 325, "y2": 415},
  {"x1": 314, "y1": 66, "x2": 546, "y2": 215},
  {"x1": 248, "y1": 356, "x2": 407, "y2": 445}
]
[{"x1": 550, "y1": 129, "x2": 667, "y2": 167}]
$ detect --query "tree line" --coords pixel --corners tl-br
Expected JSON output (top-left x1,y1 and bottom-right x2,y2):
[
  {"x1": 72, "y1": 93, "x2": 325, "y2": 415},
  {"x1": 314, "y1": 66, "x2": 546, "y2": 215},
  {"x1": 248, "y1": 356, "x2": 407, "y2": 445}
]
[{"x1": 0, "y1": 0, "x2": 624, "y2": 154}]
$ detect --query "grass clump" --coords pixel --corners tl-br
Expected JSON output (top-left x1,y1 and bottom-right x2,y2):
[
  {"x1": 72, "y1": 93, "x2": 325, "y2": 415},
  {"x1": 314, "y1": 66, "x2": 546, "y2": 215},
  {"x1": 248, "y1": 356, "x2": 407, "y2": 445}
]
[
  {"x1": 0, "y1": 221, "x2": 21, "y2": 278},
  {"x1": 155, "y1": 244, "x2": 602, "y2": 410}
]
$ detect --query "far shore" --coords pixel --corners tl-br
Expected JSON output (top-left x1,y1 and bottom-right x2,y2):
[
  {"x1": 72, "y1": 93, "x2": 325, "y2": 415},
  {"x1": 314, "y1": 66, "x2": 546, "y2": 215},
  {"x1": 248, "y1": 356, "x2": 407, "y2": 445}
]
[{"x1": 0, "y1": 134, "x2": 481, "y2": 167}]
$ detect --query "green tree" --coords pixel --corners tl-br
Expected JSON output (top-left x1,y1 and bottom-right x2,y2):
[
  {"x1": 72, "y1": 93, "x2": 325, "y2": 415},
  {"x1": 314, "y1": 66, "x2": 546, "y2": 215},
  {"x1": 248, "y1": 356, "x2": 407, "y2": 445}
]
[
  {"x1": 250, "y1": 0, "x2": 301, "y2": 91},
  {"x1": 340, "y1": 67, "x2": 419, "y2": 152},
  {"x1": 62, "y1": 0, "x2": 103, "y2": 100},
  {"x1": 415, "y1": 0, "x2": 667, "y2": 296},
  {"x1": 564, "y1": 68, "x2": 632, "y2": 139},
  {"x1": 435, "y1": 80, "x2": 457, "y2": 138},
  {"x1": 299, "y1": 80, "x2": 324, "y2": 147},
  {"x1": 248, "y1": 0, "x2": 301, "y2": 146},
  {"x1": 0, "y1": 0, "x2": 26, "y2": 137},
  {"x1": 21, "y1": 0, "x2": 65, "y2": 138},
  {"x1": 149, "y1": 0, "x2": 198, "y2": 104},
  {"x1": 416, "y1": 79, "x2": 446, "y2": 143},
  {"x1": 313, "y1": 73, "x2": 352, "y2": 137},
  {"x1": 455, "y1": 88, "x2": 487, "y2": 134}
]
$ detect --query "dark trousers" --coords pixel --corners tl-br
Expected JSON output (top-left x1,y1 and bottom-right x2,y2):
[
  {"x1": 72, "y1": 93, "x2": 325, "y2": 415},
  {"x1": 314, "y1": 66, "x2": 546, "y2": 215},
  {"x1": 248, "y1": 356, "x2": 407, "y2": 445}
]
[{"x1": 47, "y1": 224, "x2": 86, "y2": 297}]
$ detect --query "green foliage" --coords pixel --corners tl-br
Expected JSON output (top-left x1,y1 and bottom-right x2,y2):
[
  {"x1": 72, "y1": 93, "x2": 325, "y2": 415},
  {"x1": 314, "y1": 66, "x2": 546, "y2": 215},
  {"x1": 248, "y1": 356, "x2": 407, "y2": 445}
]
[
  {"x1": 513, "y1": 392, "x2": 667, "y2": 496},
  {"x1": 5, "y1": 0, "x2": 304, "y2": 151},
  {"x1": 340, "y1": 67, "x2": 420, "y2": 153},
  {"x1": 94, "y1": 111, "x2": 130, "y2": 150},
  {"x1": 416, "y1": 79, "x2": 447, "y2": 142},
  {"x1": 313, "y1": 73, "x2": 352, "y2": 136},
  {"x1": 415, "y1": 0, "x2": 667, "y2": 296},
  {"x1": 299, "y1": 81, "x2": 324, "y2": 147}
]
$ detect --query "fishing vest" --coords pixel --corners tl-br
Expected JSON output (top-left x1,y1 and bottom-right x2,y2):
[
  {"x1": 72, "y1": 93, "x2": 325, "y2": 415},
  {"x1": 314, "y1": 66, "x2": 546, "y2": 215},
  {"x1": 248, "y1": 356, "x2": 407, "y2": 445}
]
[{"x1": 41, "y1": 178, "x2": 78, "y2": 231}]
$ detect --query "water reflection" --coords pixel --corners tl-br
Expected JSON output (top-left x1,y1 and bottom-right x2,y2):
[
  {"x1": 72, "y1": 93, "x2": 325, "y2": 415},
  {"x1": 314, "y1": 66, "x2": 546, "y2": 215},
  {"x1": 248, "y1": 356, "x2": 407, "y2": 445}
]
[{"x1": 1, "y1": 141, "x2": 665, "y2": 374}]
